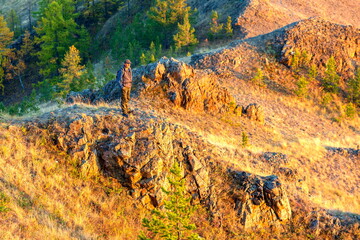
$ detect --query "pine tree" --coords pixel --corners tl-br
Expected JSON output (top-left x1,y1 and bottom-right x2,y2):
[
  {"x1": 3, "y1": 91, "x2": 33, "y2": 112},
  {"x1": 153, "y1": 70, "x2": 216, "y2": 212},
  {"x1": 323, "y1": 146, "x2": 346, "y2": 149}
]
[
  {"x1": 294, "y1": 76, "x2": 309, "y2": 98},
  {"x1": 139, "y1": 162, "x2": 201, "y2": 240},
  {"x1": 147, "y1": 0, "x2": 192, "y2": 47},
  {"x1": 57, "y1": 45, "x2": 85, "y2": 97},
  {"x1": 225, "y1": 16, "x2": 233, "y2": 37},
  {"x1": 6, "y1": 9, "x2": 22, "y2": 38},
  {"x1": 322, "y1": 56, "x2": 340, "y2": 93},
  {"x1": 348, "y1": 68, "x2": 360, "y2": 106},
  {"x1": 148, "y1": 0, "x2": 189, "y2": 26},
  {"x1": 173, "y1": 12, "x2": 198, "y2": 51},
  {"x1": 35, "y1": 0, "x2": 89, "y2": 81},
  {"x1": 140, "y1": 52, "x2": 147, "y2": 66},
  {"x1": 0, "y1": 16, "x2": 14, "y2": 93},
  {"x1": 209, "y1": 10, "x2": 223, "y2": 40}
]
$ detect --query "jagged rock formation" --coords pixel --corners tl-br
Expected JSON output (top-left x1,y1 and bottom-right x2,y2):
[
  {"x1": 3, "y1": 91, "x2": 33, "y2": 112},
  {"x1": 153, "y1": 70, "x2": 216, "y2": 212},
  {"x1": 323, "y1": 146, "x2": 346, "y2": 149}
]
[
  {"x1": 68, "y1": 57, "x2": 236, "y2": 115},
  {"x1": 32, "y1": 106, "x2": 212, "y2": 208},
  {"x1": 25, "y1": 104, "x2": 289, "y2": 228},
  {"x1": 281, "y1": 18, "x2": 360, "y2": 76},
  {"x1": 309, "y1": 209, "x2": 342, "y2": 236},
  {"x1": 135, "y1": 57, "x2": 234, "y2": 114},
  {"x1": 231, "y1": 171, "x2": 292, "y2": 229}
]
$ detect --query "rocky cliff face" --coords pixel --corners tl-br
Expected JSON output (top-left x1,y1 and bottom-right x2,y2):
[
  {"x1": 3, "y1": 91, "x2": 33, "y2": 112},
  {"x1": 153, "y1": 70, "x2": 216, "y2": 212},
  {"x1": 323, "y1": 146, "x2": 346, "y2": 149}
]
[
  {"x1": 23, "y1": 104, "x2": 290, "y2": 229},
  {"x1": 192, "y1": 18, "x2": 360, "y2": 78},
  {"x1": 280, "y1": 18, "x2": 360, "y2": 76},
  {"x1": 67, "y1": 57, "x2": 265, "y2": 122}
]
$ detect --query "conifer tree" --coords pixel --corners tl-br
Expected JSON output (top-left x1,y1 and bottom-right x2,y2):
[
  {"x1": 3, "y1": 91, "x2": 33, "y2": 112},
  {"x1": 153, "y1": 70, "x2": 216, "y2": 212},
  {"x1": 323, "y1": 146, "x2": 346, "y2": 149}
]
[
  {"x1": 348, "y1": 68, "x2": 360, "y2": 106},
  {"x1": 322, "y1": 56, "x2": 340, "y2": 93},
  {"x1": 4, "y1": 31, "x2": 34, "y2": 90},
  {"x1": 6, "y1": 10, "x2": 22, "y2": 38},
  {"x1": 140, "y1": 52, "x2": 147, "y2": 66},
  {"x1": 0, "y1": 16, "x2": 14, "y2": 93},
  {"x1": 35, "y1": 0, "x2": 90, "y2": 81},
  {"x1": 57, "y1": 45, "x2": 85, "y2": 97},
  {"x1": 173, "y1": 12, "x2": 198, "y2": 51},
  {"x1": 147, "y1": 0, "x2": 192, "y2": 47},
  {"x1": 225, "y1": 16, "x2": 233, "y2": 37},
  {"x1": 139, "y1": 162, "x2": 201, "y2": 240},
  {"x1": 209, "y1": 10, "x2": 223, "y2": 40}
]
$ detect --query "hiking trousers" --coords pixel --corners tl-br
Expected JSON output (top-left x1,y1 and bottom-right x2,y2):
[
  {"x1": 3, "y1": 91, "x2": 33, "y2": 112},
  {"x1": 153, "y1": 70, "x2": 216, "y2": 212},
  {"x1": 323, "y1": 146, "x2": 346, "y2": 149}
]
[{"x1": 121, "y1": 87, "x2": 131, "y2": 114}]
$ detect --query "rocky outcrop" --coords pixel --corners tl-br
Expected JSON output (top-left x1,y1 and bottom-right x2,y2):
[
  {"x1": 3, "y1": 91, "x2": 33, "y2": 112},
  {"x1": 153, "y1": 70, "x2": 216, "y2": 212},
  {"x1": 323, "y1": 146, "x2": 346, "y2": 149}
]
[
  {"x1": 243, "y1": 103, "x2": 265, "y2": 124},
  {"x1": 34, "y1": 105, "x2": 212, "y2": 208},
  {"x1": 281, "y1": 18, "x2": 360, "y2": 76},
  {"x1": 136, "y1": 57, "x2": 234, "y2": 114},
  {"x1": 26, "y1": 105, "x2": 289, "y2": 228},
  {"x1": 67, "y1": 57, "x2": 235, "y2": 115},
  {"x1": 309, "y1": 209, "x2": 342, "y2": 236},
  {"x1": 231, "y1": 171, "x2": 292, "y2": 229}
]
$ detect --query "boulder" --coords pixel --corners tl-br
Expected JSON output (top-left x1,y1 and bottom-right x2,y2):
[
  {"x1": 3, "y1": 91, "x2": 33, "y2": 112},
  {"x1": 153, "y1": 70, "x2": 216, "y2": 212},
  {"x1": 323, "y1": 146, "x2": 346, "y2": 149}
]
[
  {"x1": 243, "y1": 103, "x2": 265, "y2": 124},
  {"x1": 231, "y1": 171, "x2": 291, "y2": 229},
  {"x1": 309, "y1": 209, "x2": 341, "y2": 236}
]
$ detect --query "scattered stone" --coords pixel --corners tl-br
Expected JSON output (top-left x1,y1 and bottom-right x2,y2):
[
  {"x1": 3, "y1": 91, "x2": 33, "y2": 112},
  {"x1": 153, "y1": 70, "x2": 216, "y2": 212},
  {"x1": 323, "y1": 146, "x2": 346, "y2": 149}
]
[
  {"x1": 261, "y1": 152, "x2": 288, "y2": 167},
  {"x1": 309, "y1": 209, "x2": 341, "y2": 236}
]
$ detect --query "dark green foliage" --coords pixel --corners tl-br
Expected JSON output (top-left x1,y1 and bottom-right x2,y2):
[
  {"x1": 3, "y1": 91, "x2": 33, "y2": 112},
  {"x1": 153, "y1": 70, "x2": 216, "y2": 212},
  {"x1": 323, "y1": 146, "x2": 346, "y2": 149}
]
[
  {"x1": 78, "y1": 0, "x2": 125, "y2": 34},
  {"x1": 347, "y1": 68, "x2": 360, "y2": 106},
  {"x1": 111, "y1": 0, "x2": 195, "y2": 66},
  {"x1": 173, "y1": 12, "x2": 198, "y2": 52},
  {"x1": 6, "y1": 89, "x2": 39, "y2": 116},
  {"x1": 34, "y1": 0, "x2": 90, "y2": 99},
  {"x1": 208, "y1": 10, "x2": 223, "y2": 40},
  {"x1": 6, "y1": 9, "x2": 22, "y2": 38},
  {"x1": 81, "y1": 61, "x2": 98, "y2": 88},
  {"x1": 139, "y1": 162, "x2": 201, "y2": 240},
  {"x1": 322, "y1": 56, "x2": 340, "y2": 93},
  {"x1": 35, "y1": 0, "x2": 90, "y2": 78}
]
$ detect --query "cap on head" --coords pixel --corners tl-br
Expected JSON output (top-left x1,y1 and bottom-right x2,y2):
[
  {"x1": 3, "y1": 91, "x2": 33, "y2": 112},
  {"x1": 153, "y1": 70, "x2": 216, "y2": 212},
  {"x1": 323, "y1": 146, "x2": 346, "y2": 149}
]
[{"x1": 124, "y1": 59, "x2": 131, "y2": 64}]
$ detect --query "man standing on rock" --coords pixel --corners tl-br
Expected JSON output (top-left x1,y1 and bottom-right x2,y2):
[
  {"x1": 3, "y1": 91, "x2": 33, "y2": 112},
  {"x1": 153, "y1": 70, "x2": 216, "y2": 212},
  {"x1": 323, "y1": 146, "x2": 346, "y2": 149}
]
[{"x1": 117, "y1": 59, "x2": 132, "y2": 117}]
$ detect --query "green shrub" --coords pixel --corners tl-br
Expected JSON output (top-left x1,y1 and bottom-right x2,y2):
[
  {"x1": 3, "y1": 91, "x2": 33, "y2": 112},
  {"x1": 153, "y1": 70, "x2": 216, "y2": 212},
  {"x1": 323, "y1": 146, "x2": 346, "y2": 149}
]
[
  {"x1": 347, "y1": 68, "x2": 360, "y2": 106},
  {"x1": 294, "y1": 76, "x2": 309, "y2": 98},
  {"x1": 0, "y1": 191, "x2": 10, "y2": 213},
  {"x1": 322, "y1": 56, "x2": 340, "y2": 93},
  {"x1": 308, "y1": 64, "x2": 318, "y2": 79},
  {"x1": 345, "y1": 102, "x2": 357, "y2": 119},
  {"x1": 251, "y1": 68, "x2": 266, "y2": 87}
]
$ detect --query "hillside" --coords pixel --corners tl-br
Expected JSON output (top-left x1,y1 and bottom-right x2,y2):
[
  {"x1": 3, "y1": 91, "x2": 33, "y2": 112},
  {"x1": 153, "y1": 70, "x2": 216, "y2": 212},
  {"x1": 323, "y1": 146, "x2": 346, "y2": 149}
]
[
  {"x1": 1, "y1": 16, "x2": 360, "y2": 239},
  {"x1": 96, "y1": 0, "x2": 360, "y2": 51}
]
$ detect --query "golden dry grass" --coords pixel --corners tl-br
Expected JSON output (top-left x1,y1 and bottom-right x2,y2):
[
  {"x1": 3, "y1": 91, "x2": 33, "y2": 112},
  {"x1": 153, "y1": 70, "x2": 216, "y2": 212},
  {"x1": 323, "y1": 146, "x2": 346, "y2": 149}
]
[{"x1": 0, "y1": 124, "x2": 148, "y2": 239}]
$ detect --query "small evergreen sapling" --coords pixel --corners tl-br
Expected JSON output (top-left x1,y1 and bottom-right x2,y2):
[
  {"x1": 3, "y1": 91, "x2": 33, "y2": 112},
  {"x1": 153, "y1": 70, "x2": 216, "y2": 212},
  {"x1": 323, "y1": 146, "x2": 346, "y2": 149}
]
[
  {"x1": 139, "y1": 162, "x2": 201, "y2": 240},
  {"x1": 322, "y1": 56, "x2": 340, "y2": 93}
]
